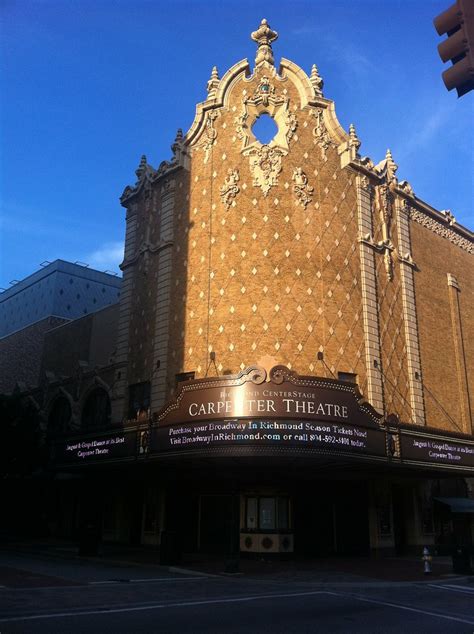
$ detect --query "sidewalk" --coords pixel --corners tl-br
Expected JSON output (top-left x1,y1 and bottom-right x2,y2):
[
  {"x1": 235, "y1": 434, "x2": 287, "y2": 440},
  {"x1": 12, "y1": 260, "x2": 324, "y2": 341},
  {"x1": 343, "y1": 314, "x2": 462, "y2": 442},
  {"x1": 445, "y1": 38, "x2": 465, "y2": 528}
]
[{"x1": 1, "y1": 538, "x2": 470, "y2": 585}]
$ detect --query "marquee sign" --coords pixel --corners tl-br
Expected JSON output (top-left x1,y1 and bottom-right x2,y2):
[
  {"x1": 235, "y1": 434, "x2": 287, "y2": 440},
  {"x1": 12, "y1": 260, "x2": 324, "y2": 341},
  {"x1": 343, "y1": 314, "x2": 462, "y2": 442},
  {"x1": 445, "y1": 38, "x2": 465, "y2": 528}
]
[
  {"x1": 153, "y1": 366, "x2": 387, "y2": 459},
  {"x1": 50, "y1": 366, "x2": 474, "y2": 473},
  {"x1": 54, "y1": 429, "x2": 138, "y2": 465},
  {"x1": 400, "y1": 430, "x2": 474, "y2": 471}
]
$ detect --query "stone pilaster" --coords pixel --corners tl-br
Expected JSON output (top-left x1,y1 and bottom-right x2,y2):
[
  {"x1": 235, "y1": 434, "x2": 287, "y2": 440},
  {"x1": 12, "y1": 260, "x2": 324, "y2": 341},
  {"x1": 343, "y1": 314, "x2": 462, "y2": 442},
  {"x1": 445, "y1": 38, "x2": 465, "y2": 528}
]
[
  {"x1": 150, "y1": 178, "x2": 176, "y2": 412},
  {"x1": 395, "y1": 199, "x2": 426, "y2": 425},
  {"x1": 356, "y1": 175, "x2": 384, "y2": 413},
  {"x1": 447, "y1": 272, "x2": 472, "y2": 434},
  {"x1": 111, "y1": 203, "x2": 138, "y2": 423}
]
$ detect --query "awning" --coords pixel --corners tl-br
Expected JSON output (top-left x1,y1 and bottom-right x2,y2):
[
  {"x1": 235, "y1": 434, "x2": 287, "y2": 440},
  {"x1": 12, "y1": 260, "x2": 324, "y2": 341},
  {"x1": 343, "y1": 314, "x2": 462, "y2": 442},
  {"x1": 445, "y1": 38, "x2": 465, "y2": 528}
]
[{"x1": 435, "y1": 497, "x2": 474, "y2": 513}]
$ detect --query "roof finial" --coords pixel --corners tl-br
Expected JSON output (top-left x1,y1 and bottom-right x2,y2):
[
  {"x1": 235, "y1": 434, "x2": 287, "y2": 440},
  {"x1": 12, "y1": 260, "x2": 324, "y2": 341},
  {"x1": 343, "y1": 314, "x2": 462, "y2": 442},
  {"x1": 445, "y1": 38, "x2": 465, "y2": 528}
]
[
  {"x1": 385, "y1": 148, "x2": 398, "y2": 180},
  {"x1": 310, "y1": 64, "x2": 324, "y2": 96},
  {"x1": 206, "y1": 66, "x2": 220, "y2": 98},
  {"x1": 135, "y1": 154, "x2": 148, "y2": 179},
  {"x1": 349, "y1": 123, "x2": 361, "y2": 152},
  {"x1": 251, "y1": 18, "x2": 278, "y2": 66}
]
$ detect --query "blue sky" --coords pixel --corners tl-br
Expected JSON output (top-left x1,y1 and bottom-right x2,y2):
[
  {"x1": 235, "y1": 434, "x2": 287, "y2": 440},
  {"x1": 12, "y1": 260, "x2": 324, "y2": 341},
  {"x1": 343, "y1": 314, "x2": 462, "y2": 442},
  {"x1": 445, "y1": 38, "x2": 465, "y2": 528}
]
[{"x1": 1, "y1": 0, "x2": 473, "y2": 288}]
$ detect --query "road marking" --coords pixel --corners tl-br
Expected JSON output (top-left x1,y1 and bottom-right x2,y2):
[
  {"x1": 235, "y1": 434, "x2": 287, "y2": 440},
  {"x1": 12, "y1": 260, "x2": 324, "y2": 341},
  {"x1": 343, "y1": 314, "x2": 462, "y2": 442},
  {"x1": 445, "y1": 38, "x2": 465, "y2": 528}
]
[
  {"x1": 1, "y1": 589, "x2": 473, "y2": 626},
  {"x1": 427, "y1": 583, "x2": 474, "y2": 596},
  {"x1": 89, "y1": 576, "x2": 208, "y2": 585},
  {"x1": 0, "y1": 590, "x2": 329, "y2": 623},
  {"x1": 327, "y1": 591, "x2": 474, "y2": 626}
]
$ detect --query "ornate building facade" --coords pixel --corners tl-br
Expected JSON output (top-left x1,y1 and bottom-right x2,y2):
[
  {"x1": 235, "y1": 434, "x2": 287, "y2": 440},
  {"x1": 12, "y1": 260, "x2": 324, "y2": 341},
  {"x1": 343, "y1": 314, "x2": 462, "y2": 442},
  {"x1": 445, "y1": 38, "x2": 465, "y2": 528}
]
[{"x1": 39, "y1": 20, "x2": 473, "y2": 559}]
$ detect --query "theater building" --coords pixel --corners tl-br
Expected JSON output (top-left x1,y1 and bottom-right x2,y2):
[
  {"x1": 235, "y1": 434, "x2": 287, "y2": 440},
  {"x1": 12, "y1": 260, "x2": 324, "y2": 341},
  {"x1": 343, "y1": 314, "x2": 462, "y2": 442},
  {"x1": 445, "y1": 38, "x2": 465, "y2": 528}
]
[{"x1": 43, "y1": 20, "x2": 473, "y2": 559}]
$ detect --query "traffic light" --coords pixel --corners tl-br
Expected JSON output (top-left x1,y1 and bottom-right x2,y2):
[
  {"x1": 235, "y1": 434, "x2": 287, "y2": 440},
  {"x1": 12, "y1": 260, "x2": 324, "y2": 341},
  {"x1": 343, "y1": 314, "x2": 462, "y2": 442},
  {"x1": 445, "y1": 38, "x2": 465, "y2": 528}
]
[{"x1": 434, "y1": 0, "x2": 474, "y2": 97}]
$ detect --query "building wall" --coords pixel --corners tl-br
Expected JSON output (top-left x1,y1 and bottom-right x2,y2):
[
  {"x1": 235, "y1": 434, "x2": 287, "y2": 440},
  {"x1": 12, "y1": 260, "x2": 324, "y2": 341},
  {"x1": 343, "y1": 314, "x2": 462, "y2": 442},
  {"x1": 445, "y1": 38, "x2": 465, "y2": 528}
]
[
  {"x1": 116, "y1": 30, "x2": 473, "y2": 435},
  {"x1": 411, "y1": 217, "x2": 473, "y2": 433},
  {"x1": 41, "y1": 304, "x2": 119, "y2": 380},
  {"x1": 171, "y1": 67, "x2": 366, "y2": 391},
  {"x1": 0, "y1": 316, "x2": 68, "y2": 393},
  {"x1": 0, "y1": 260, "x2": 122, "y2": 339}
]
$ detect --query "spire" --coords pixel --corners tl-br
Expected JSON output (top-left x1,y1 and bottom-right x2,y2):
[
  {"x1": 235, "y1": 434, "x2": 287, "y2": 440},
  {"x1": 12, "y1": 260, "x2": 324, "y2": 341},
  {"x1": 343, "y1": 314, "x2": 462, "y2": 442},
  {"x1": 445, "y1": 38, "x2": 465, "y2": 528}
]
[
  {"x1": 206, "y1": 66, "x2": 220, "y2": 98},
  {"x1": 171, "y1": 129, "x2": 184, "y2": 162},
  {"x1": 385, "y1": 148, "x2": 398, "y2": 180},
  {"x1": 135, "y1": 155, "x2": 148, "y2": 179},
  {"x1": 349, "y1": 123, "x2": 361, "y2": 152},
  {"x1": 251, "y1": 18, "x2": 278, "y2": 66},
  {"x1": 310, "y1": 64, "x2": 324, "y2": 96}
]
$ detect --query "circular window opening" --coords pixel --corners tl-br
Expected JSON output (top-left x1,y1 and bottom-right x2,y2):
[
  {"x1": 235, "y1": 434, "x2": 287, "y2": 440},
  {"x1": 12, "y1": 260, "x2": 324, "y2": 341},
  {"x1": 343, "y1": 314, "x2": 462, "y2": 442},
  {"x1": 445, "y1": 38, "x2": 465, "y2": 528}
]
[{"x1": 252, "y1": 113, "x2": 278, "y2": 144}]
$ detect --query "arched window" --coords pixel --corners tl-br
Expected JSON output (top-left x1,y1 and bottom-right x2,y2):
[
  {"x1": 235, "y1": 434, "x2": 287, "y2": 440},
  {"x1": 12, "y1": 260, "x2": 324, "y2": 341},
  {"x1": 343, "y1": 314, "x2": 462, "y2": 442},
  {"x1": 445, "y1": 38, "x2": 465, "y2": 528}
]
[
  {"x1": 48, "y1": 396, "x2": 72, "y2": 434},
  {"x1": 81, "y1": 388, "x2": 111, "y2": 430}
]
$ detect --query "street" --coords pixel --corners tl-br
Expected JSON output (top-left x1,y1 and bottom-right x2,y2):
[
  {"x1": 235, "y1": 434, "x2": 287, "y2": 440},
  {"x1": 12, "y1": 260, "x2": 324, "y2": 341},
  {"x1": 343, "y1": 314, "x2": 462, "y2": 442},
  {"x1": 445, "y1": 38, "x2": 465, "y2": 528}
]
[{"x1": 0, "y1": 551, "x2": 473, "y2": 633}]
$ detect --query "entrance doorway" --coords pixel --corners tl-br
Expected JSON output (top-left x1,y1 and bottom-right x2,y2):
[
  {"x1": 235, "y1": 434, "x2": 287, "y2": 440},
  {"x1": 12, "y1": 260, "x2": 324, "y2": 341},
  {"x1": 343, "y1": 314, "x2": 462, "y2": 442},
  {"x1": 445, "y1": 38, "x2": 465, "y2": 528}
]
[
  {"x1": 392, "y1": 485, "x2": 407, "y2": 555},
  {"x1": 199, "y1": 494, "x2": 239, "y2": 555},
  {"x1": 295, "y1": 481, "x2": 370, "y2": 557}
]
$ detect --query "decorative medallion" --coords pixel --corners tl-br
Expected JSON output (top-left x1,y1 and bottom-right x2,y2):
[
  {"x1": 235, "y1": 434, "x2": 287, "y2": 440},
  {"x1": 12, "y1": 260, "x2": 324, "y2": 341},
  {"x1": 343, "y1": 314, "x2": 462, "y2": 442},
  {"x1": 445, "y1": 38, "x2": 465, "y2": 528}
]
[
  {"x1": 292, "y1": 167, "x2": 313, "y2": 208},
  {"x1": 253, "y1": 76, "x2": 276, "y2": 106},
  {"x1": 220, "y1": 168, "x2": 240, "y2": 209},
  {"x1": 247, "y1": 145, "x2": 283, "y2": 196}
]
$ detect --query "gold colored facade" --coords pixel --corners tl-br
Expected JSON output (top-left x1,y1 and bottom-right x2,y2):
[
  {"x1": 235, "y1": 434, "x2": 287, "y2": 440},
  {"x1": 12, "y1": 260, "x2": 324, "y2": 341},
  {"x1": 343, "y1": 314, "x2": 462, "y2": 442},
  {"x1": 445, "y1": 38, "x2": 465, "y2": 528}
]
[{"x1": 115, "y1": 19, "x2": 473, "y2": 437}]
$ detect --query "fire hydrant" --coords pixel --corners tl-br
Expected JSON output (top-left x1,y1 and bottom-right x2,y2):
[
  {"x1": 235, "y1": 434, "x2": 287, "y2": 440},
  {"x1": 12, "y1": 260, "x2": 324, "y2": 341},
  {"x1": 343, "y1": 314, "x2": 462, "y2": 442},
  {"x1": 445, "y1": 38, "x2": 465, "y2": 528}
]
[{"x1": 422, "y1": 546, "x2": 432, "y2": 574}]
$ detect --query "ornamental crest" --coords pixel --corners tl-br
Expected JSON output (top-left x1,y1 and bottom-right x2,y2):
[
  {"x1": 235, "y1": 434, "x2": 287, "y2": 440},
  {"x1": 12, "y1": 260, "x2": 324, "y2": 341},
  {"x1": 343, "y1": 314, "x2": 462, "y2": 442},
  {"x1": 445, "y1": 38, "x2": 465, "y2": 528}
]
[
  {"x1": 220, "y1": 168, "x2": 240, "y2": 209},
  {"x1": 292, "y1": 168, "x2": 314, "y2": 208},
  {"x1": 248, "y1": 145, "x2": 283, "y2": 196},
  {"x1": 253, "y1": 76, "x2": 277, "y2": 107}
]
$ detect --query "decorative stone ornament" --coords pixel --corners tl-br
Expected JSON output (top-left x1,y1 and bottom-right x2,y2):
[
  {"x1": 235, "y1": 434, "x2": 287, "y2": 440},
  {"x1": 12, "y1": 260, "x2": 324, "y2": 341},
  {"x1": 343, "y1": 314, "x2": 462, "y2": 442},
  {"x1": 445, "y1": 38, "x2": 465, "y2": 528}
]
[
  {"x1": 220, "y1": 168, "x2": 240, "y2": 209},
  {"x1": 312, "y1": 108, "x2": 332, "y2": 157},
  {"x1": 247, "y1": 144, "x2": 283, "y2": 196},
  {"x1": 375, "y1": 148, "x2": 398, "y2": 184},
  {"x1": 441, "y1": 209, "x2": 456, "y2": 225},
  {"x1": 206, "y1": 66, "x2": 220, "y2": 99},
  {"x1": 292, "y1": 168, "x2": 314, "y2": 208},
  {"x1": 202, "y1": 111, "x2": 218, "y2": 164},
  {"x1": 310, "y1": 64, "x2": 324, "y2": 96},
  {"x1": 251, "y1": 19, "x2": 278, "y2": 66},
  {"x1": 253, "y1": 76, "x2": 276, "y2": 106},
  {"x1": 349, "y1": 124, "x2": 361, "y2": 153},
  {"x1": 135, "y1": 154, "x2": 148, "y2": 180},
  {"x1": 376, "y1": 184, "x2": 395, "y2": 282},
  {"x1": 384, "y1": 148, "x2": 398, "y2": 183}
]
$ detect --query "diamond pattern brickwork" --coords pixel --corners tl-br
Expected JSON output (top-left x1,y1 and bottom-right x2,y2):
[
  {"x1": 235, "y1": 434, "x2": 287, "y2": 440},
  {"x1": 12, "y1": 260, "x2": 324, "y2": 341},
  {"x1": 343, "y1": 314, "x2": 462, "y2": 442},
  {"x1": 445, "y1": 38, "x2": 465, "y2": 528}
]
[
  {"x1": 168, "y1": 65, "x2": 367, "y2": 393},
  {"x1": 375, "y1": 210, "x2": 412, "y2": 422}
]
